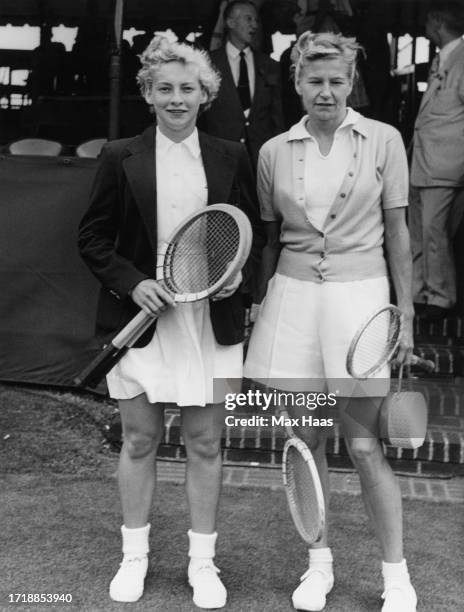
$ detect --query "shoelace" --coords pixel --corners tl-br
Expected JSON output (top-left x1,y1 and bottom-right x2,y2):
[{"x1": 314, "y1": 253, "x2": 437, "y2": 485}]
[
  {"x1": 191, "y1": 563, "x2": 221, "y2": 578},
  {"x1": 119, "y1": 556, "x2": 147, "y2": 569}
]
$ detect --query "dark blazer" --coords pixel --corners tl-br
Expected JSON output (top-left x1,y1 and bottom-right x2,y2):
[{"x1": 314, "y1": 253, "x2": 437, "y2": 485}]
[
  {"x1": 78, "y1": 126, "x2": 262, "y2": 348},
  {"x1": 199, "y1": 47, "x2": 284, "y2": 167}
]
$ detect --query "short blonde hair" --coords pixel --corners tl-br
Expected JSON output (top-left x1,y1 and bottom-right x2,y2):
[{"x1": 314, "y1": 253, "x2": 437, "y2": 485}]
[
  {"x1": 291, "y1": 31, "x2": 363, "y2": 84},
  {"x1": 137, "y1": 35, "x2": 221, "y2": 111}
]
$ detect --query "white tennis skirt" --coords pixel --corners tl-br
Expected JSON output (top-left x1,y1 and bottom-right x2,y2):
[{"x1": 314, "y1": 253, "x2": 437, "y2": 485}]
[
  {"x1": 244, "y1": 274, "x2": 391, "y2": 397},
  {"x1": 107, "y1": 300, "x2": 243, "y2": 407}
]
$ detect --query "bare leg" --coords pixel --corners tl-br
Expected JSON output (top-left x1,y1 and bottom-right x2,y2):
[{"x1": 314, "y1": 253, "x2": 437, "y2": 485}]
[
  {"x1": 340, "y1": 396, "x2": 403, "y2": 562},
  {"x1": 181, "y1": 403, "x2": 225, "y2": 533},
  {"x1": 109, "y1": 395, "x2": 164, "y2": 603},
  {"x1": 181, "y1": 404, "x2": 227, "y2": 609},
  {"x1": 118, "y1": 395, "x2": 165, "y2": 527}
]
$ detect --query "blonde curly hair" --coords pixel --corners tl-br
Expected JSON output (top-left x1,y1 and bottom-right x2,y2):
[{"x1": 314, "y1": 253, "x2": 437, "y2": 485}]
[
  {"x1": 137, "y1": 35, "x2": 221, "y2": 111},
  {"x1": 291, "y1": 31, "x2": 364, "y2": 84}
]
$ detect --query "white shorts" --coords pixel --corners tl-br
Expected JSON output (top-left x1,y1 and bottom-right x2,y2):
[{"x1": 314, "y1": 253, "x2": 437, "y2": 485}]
[{"x1": 244, "y1": 274, "x2": 391, "y2": 397}]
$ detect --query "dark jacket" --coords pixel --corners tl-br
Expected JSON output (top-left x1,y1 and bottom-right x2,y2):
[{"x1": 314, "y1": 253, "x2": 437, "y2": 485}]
[
  {"x1": 199, "y1": 47, "x2": 284, "y2": 167},
  {"x1": 78, "y1": 126, "x2": 262, "y2": 348}
]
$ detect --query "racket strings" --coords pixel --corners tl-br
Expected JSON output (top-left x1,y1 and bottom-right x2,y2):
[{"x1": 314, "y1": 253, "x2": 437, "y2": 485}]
[
  {"x1": 351, "y1": 310, "x2": 401, "y2": 377},
  {"x1": 165, "y1": 211, "x2": 240, "y2": 294},
  {"x1": 285, "y1": 446, "x2": 323, "y2": 543}
]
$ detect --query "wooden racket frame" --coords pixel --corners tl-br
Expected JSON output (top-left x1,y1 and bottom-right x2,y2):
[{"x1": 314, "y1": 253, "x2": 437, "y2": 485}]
[
  {"x1": 110, "y1": 204, "x2": 252, "y2": 351},
  {"x1": 75, "y1": 204, "x2": 252, "y2": 388},
  {"x1": 346, "y1": 304, "x2": 435, "y2": 379},
  {"x1": 280, "y1": 406, "x2": 326, "y2": 545}
]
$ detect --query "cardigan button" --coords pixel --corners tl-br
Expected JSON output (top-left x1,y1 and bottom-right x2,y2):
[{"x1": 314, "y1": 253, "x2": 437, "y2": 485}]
[
  {"x1": 340, "y1": 193, "x2": 346, "y2": 198},
  {"x1": 348, "y1": 172, "x2": 354, "y2": 177}
]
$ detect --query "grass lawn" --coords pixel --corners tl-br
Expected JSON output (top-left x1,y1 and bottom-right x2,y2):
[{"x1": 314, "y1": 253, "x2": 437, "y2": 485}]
[{"x1": 0, "y1": 385, "x2": 463, "y2": 612}]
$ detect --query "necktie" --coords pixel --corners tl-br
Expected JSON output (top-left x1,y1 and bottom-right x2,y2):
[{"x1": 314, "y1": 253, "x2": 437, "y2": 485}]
[
  {"x1": 428, "y1": 53, "x2": 440, "y2": 82},
  {"x1": 237, "y1": 51, "x2": 251, "y2": 111}
]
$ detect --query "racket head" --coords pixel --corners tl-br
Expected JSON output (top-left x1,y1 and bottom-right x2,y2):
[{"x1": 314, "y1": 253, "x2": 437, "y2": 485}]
[
  {"x1": 161, "y1": 204, "x2": 252, "y2": 302},
  {"x1": 282, "y1": 437, "x2": 325, "y2": 545},
  {"x1": 346, "y1": 305, "x2": 402, "y2": 379}
]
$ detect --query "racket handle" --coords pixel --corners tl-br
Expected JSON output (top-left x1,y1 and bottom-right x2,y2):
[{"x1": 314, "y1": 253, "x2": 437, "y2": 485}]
[
  {"x1": 74, "y1": 342, "x2": 128, "y2": 388},
  {"x1": 410, "y1": 355, "x2": 435, "y2": 372},
  {"x1": 112, "y1": 310, "x2": 156, "y2": 348},
  {"x1": 74, "y1": 310, "x2": 158, "y2": 388}
]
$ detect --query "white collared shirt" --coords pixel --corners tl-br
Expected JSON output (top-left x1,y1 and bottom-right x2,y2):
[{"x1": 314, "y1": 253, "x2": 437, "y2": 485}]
[
  {"x1": 226, "y1": 40, "x2": 255, "y2": 114},
  {"x1": 155, "y1": 127, "x2": 207, "y2": 271},
  {"x1": 289, "y1": 108, "x2": 361, "y2": 230}
]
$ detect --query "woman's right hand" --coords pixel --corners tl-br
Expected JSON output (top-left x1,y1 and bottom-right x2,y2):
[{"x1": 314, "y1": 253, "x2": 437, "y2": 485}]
[{"x1": 130, "y1": 279, "x2": 176, "y2": 316}]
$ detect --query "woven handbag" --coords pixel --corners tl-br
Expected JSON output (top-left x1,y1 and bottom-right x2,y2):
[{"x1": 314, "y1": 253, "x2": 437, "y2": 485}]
[{"x1": 379, "y1": 365, "x2": 428, "y2": 449}]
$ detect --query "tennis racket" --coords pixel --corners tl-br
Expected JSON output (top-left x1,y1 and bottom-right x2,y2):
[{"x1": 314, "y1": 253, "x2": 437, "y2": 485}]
[
  {"x1": 346, "y1": 304, "x2": 435, "y2": 379},
  {"x1": 75, "y1": 204, "x2": 252, "y2": 388},
  {"x1": 281, "y1": 407, "x2": 325, "y2": 545}
]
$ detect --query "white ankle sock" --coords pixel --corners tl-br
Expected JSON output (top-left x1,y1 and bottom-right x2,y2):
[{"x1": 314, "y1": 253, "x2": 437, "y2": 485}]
[
  {"x1": 188, "y1": 530, "x2": 217, "y2": 573},
  {"x1": 188, "y1": 530, "x2": 217, "y2": 558},
  {"x1": 309, "y1": 547, "x2": 333, "y2": 576},
  {"x1": 382, "y1": 559, "x2": 409, "y2": 582},
  {"x1": 121, "y1": 523, "x2": 150, "y2": 557}
]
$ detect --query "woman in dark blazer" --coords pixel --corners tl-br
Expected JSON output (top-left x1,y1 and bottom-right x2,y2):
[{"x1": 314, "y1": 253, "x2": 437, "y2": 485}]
[{"x1": 78, "y1": 36, "x2": 261, "y2": 610}]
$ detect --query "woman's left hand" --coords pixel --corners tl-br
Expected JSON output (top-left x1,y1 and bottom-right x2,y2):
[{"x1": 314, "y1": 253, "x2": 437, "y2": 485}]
[
  {"x1": 211, "y1": 271, "x2": 243, "y2": 301},
  {"x1": 394, "y1": 313, "x2": 414, "y2": 367}
]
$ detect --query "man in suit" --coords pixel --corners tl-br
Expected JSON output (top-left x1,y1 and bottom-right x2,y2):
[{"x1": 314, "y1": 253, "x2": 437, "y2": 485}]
[
  {"x1": 199, "y1": 0, "x2": 284, "y2": 168},
  {"x1": 409, "y1": 1, "x2": 464, "y2": 319}
]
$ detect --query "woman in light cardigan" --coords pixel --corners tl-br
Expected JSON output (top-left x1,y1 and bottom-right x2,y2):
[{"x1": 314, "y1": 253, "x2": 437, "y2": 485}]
[{"x1": 245, "y1": 31, "x2": 416, "y2": 612}]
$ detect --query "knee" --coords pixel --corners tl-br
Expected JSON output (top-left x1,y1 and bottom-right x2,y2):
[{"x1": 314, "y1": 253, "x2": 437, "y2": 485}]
[
  {"x1": 346, "y1": 438, "x2": 380, "y2": 466},
  {"x1": 123, "y1": 430, "x2": 161, "y2": 460},
  {"x1": 185, "y1": 432, "x2": 222, "y2": 462}
]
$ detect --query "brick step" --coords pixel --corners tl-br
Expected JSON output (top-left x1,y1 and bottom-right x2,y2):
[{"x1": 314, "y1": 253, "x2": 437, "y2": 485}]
[
  {"x1": 105, "y1": 378, "x2": 464, "y2": 474},
  {"x1": 399, "y1": 378, "x2": 464, "y2": 418},
  {"x1": 413, "y1": 343, "x2": 464, "y2": 376},
  {"x1": 107, "y1": 426, "x2": 463, "y2": 476},
  {"x1": 153, "y1": 442, "x2": 463, "y2": 478},
  {"x1": 414, "y1": 315, "x2": 464, "y2": 342}
]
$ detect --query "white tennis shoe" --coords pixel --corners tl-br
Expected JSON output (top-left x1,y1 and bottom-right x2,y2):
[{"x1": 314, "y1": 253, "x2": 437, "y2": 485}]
[
  {"x1": 188, "y1": 562, "x2": 227, "y2": 609},
  {"x1": 381, "y1": 582, "x2": 417, "y2": 612},
  {"x1": 292, "y1": 567, "x2": 334, "y2": 611},
  {"x1": 109, "y1": 555, "x2": 148, "y2": 602}
]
